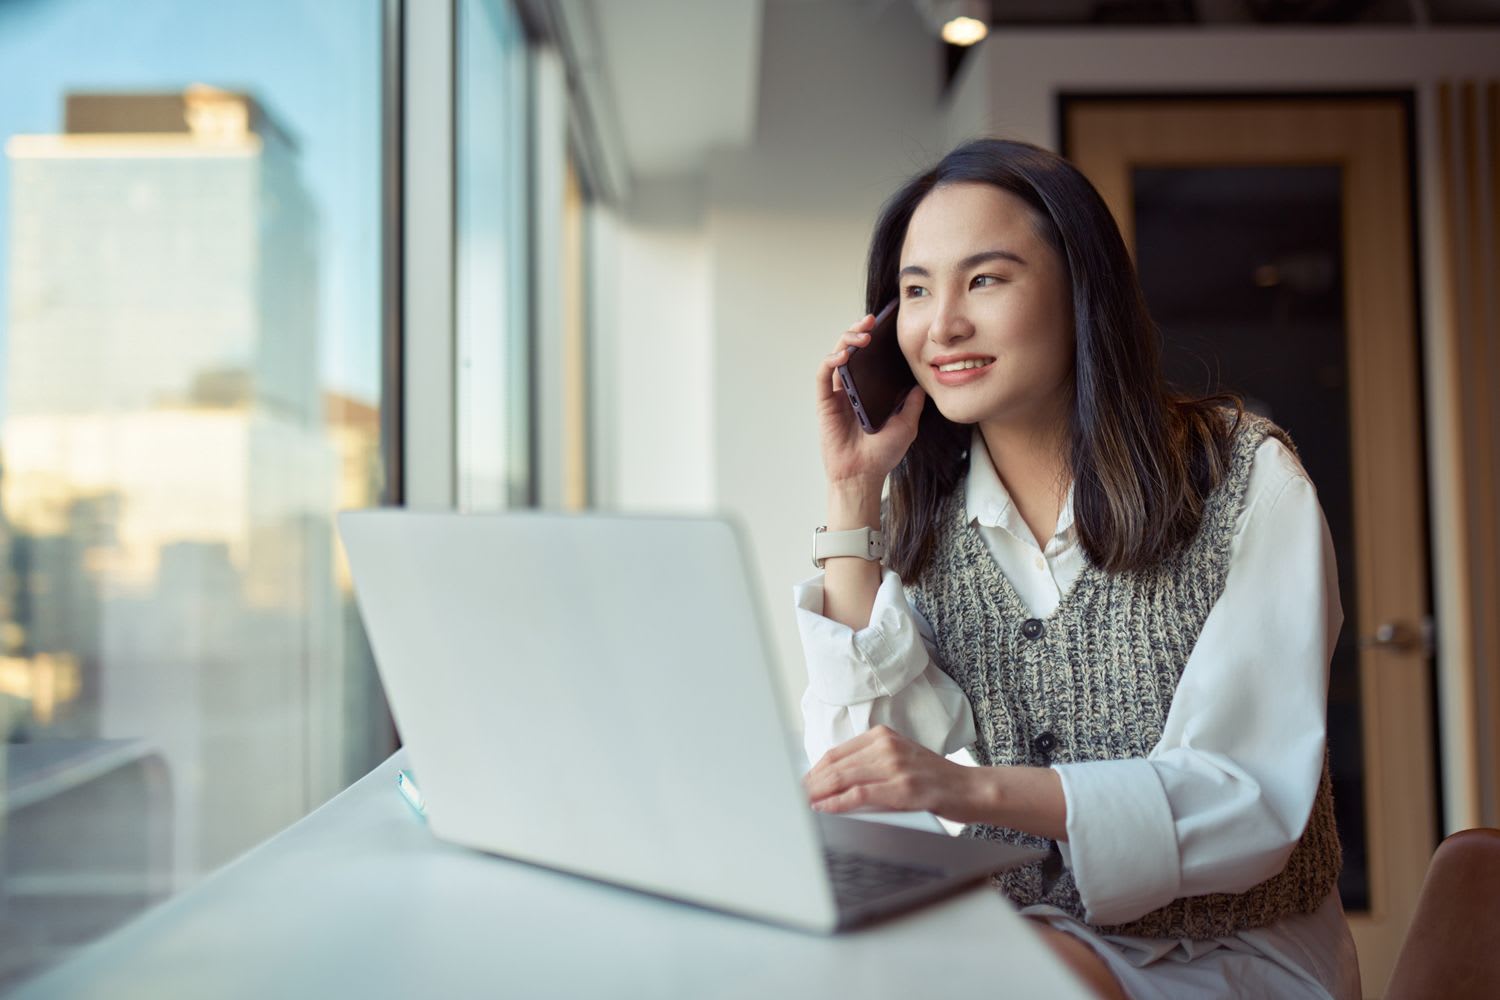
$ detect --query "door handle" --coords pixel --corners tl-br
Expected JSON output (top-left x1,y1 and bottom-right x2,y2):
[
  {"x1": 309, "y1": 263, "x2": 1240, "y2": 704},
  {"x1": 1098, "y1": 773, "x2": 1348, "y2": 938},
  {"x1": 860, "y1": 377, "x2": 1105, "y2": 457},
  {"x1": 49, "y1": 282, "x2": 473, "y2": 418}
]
[{"x1": 1359, "y1": 617, "x2": 1434, "y2": 656}]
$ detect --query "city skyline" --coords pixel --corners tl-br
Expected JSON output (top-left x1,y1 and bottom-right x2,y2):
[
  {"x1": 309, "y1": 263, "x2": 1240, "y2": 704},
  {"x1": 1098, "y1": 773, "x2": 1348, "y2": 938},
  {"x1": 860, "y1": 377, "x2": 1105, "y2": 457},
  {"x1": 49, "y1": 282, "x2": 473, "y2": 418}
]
[
  {"x1": 1, "y1": 83, "x2": 386, "y2": 890},
  {"x1": 0, "y1": 0, "x2": 382, "y2": 411}
]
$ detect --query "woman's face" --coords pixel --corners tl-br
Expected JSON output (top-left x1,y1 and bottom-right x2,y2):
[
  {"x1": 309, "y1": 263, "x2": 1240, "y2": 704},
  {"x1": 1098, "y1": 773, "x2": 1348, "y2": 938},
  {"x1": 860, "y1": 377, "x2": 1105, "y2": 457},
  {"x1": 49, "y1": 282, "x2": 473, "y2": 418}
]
[{"x1": 896, "y1": 182, "x2": 1075, "y2": 431}]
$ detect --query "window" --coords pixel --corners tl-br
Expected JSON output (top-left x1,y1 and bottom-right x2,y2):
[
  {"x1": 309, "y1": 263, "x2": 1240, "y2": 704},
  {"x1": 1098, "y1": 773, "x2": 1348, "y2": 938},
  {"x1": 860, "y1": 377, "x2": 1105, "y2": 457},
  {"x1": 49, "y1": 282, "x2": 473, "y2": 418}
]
[
  {"x1": 457, "y1": 0, "x2": 532, "y2": 509},
  {"x1": 0, "y1": 0, "x2": 387, "y2": 983}
]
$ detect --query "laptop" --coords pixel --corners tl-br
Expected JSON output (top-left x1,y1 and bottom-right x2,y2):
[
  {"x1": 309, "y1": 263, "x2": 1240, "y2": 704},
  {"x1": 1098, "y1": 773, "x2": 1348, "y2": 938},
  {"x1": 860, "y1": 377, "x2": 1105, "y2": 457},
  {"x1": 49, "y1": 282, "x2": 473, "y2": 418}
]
[{"x1": 337, "y1": 509, "x2": 1043, "y2": 933}]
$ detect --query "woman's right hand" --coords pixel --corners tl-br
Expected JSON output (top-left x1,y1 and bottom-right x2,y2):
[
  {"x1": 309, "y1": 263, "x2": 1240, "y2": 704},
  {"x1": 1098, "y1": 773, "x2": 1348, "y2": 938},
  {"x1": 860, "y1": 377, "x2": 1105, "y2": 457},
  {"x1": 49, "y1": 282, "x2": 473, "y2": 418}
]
[{"x1": 817, "y1": 314, "x2": 926, "y2": 490}]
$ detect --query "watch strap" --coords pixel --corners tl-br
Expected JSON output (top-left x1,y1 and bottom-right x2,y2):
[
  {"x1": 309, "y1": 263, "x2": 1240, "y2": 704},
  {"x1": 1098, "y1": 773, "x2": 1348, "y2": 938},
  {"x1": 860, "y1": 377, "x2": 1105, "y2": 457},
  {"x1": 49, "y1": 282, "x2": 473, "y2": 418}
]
[{"x1": 812, "y1": 525, "x2": 886, "y2": 569}]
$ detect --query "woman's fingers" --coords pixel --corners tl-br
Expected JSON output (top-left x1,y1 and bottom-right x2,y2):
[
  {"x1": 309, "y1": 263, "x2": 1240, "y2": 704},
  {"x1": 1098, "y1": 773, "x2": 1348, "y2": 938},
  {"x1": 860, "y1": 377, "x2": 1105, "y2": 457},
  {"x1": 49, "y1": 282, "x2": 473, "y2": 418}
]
[
  {"x1": 818, "y1": 347, "x2": 852, "y2": 398},
  {"x1": 831, "y1": 317, "x2": 875, "y2": 362},
  {"x1": 803, "y1": 725, "x2": 957, "y2": 815},
  {"x1": 818, "y1": 337, "x2": 872, "y2": 398},
  {"x1": 812, "y1": 781, "x2": 896, "y2": 813},
  {"x1": 809, "y1": 723, "x2": 891, "y2": 769},
  {"x1": 803, "y1": 757, "x2": 892, "y2": 804},
  {"x1": 803, "y1": 726, "x2": 901, "y2": 793},
  {"x1": 816, "y1": 315, "x2": 877, "y2": 394},
  {"x1": 818, "y1": 334, "x2": 867, "y2": 376},
  {"x1": 811, "y1": 769, "x2": 929, "y2": 814},
  {"x1": 826, "y1": 333, "x2": 870, "y2": 365}
]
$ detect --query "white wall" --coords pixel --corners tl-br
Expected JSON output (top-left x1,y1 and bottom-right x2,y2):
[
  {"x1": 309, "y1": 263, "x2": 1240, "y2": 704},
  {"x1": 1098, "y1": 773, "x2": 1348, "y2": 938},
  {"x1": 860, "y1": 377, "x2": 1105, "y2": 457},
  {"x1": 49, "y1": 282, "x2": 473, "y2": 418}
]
[
  {"x1": 946, "y1": 28, "x2": 1500, "y2": 147},
  {"x1": 594, "y1": 0, "x2": 945, "y2": 718},
  {"x1": 940, "y1": 23, "x2": 1500, "y2": 837},
  {"x1": 591, "y1": 177, "x2": 715, "y2": 512},
  {"x1": 706, "y1": 0, "x2": 945, "y2": 718}
]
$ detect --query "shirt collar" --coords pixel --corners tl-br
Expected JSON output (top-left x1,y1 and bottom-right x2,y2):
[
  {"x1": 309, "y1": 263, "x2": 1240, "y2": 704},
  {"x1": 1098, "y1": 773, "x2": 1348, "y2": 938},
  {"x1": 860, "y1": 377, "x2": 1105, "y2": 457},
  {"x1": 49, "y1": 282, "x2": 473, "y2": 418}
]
[{"x1": 964, "y1": 427, "x2": 1076, "y2": 547}]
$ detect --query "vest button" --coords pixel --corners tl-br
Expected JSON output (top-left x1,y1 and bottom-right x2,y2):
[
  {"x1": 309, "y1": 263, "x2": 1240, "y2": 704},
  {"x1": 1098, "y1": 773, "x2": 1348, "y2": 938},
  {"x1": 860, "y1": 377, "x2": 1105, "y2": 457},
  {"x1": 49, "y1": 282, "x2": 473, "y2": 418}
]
[
  {"x1": 1033, "y1": 732, "x2": 1057, "y2": 757},
  {"x1": 1021, "y1": 618, "x2": 1044, "y2": 640}
]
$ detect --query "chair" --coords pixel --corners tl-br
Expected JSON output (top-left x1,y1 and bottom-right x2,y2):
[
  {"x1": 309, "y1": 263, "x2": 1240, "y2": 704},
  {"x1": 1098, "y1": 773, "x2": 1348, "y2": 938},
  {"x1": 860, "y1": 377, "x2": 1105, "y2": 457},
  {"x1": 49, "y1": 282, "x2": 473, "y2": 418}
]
[{"x1": 1384, "y1": 827, "x2": 1500, "y2": 1000}]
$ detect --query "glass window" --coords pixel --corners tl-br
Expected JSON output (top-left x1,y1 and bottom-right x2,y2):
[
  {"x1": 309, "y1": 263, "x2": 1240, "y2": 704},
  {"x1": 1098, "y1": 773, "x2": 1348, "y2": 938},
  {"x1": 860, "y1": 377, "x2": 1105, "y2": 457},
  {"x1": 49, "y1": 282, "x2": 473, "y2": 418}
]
[
  {"x1": 0, "y1": 0, "x2": 387, "y2": 984},
  {"x1": 457, "y1": 0, "x2": 532, "y2": 510}
]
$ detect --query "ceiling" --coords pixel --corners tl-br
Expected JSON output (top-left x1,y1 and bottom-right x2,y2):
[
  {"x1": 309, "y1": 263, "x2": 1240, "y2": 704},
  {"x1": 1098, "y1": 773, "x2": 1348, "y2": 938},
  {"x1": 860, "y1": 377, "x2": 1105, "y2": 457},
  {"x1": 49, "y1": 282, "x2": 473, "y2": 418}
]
[
  {"x1": 947, "y1": 0, "x2": 1500, "y2": 23},
  {"x1": 546, "y1": 0, "x2": 765, "y2": 196},
  {"x1": 540, "y1": 0, "x2": 1500, "y2": 197}
]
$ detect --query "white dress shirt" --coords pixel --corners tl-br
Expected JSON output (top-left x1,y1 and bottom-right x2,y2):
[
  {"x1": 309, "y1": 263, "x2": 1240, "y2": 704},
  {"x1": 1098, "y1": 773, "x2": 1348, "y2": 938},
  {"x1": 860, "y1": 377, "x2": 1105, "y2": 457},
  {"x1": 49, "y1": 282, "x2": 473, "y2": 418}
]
[{"x1": 795, "y1": 429, "x2": 1362, "y2": 999}]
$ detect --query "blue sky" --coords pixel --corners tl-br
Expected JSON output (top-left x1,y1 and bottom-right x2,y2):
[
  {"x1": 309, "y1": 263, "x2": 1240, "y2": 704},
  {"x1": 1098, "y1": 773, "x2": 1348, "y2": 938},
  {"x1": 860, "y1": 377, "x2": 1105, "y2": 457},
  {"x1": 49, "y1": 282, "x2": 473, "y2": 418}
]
[{"x1": 0, "y1": 0, "x2": 382, "y2": 406}]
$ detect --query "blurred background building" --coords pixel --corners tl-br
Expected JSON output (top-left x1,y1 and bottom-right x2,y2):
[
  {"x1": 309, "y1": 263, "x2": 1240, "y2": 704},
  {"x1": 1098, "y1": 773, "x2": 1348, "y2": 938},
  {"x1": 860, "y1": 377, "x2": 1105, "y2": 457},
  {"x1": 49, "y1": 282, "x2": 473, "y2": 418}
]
[{"x1": 0, "y1": 3, "x2": 388, "y2": 980}]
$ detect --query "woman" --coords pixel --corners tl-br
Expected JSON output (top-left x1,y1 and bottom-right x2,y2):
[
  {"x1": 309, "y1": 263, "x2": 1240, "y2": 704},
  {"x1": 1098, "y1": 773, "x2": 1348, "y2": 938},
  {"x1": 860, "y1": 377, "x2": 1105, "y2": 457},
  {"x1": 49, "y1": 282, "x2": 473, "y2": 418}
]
[{"x1": 796, "y1": 139, "x2": 1361, "y2": 999}]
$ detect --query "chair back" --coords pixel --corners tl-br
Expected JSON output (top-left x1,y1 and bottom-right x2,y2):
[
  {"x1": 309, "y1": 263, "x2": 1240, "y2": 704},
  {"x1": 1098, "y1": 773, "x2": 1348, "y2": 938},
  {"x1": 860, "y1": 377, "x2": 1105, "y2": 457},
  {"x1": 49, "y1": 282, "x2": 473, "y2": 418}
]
[{"x1": 1384, "y1": 827, "x2": 1500, "y2": 1000}]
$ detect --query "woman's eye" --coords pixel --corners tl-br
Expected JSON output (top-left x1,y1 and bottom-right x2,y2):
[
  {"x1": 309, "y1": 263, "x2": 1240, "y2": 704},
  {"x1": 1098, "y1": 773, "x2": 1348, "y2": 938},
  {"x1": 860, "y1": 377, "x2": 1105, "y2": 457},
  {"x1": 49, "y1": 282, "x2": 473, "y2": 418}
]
[
  {"x1": 902, "y1": 285, "x2": 928, "y2": 299},
  {"x1": 972, "y1": 274, "x2": 1004, "y2": 288}
]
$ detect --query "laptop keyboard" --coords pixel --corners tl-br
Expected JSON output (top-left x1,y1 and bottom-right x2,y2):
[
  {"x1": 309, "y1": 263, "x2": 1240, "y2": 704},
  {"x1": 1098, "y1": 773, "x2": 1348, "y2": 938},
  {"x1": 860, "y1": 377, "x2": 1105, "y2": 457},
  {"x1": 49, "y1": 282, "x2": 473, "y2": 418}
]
[{"x1": 822, "y1": 847, "x2": 947, "y2": 909}]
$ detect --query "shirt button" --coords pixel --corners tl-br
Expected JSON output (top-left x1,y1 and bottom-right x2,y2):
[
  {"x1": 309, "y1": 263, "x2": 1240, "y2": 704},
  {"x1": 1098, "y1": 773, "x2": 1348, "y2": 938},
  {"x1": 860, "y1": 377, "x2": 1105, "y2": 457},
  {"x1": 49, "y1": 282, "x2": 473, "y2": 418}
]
[
  {"x1": 1034, "y1": 556, "x2": 1046, "y2": 571},
  {"x1": 1033, "y1": 732, "x2": 1058, "y2": 757},
  {"x1": 1021, "y1": 618, "x2": 1044, "y2": 640}
]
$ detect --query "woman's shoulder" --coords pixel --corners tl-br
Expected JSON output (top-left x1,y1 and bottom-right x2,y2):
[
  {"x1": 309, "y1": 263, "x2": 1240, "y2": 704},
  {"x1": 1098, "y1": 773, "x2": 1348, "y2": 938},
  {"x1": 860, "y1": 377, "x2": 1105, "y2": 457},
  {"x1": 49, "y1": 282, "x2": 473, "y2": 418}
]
[
  {"x1": 1245, "y1": 435, "x2": 1314, "y2": 516},
  {"x1": 1186, "y1": 407, "x2": 1308, "y2": 543},
  {"x1": 1219, "y1": 407, "x2": 1302, "y2": 473},
  {"x1": 1213, "y1": 412, "x2": 1321, "y2": 541}
]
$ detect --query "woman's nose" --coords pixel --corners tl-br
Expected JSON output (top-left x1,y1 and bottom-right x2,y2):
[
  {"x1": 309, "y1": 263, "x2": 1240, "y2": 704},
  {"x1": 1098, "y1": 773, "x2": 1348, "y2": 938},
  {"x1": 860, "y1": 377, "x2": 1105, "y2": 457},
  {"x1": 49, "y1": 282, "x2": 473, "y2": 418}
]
[{"x1": 927, "y1": 298, "x2": 974, "y2": 345}]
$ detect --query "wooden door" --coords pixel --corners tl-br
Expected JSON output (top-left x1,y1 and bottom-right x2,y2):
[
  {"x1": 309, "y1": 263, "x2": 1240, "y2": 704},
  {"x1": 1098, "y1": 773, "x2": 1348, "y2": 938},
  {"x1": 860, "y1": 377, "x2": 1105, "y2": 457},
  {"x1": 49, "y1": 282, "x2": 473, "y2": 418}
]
[{"x1": 1065, "y1": 96, "x2": 1434, "y2": 998}]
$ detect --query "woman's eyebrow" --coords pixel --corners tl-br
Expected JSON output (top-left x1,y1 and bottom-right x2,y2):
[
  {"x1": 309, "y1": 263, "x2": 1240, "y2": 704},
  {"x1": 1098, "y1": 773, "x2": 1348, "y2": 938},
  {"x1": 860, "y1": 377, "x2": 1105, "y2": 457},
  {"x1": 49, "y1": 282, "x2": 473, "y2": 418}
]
[{"x1": 898, "y1": 248, "x2": 1028, "y2": 278}]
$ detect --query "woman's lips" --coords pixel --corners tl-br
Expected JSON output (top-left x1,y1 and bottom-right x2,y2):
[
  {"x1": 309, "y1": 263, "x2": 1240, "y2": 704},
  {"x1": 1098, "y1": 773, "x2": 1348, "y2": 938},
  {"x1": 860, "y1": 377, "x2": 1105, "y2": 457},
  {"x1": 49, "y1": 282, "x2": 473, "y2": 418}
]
[{"x1": 932, "y1": 360, "x2": 995, "y2": 386}]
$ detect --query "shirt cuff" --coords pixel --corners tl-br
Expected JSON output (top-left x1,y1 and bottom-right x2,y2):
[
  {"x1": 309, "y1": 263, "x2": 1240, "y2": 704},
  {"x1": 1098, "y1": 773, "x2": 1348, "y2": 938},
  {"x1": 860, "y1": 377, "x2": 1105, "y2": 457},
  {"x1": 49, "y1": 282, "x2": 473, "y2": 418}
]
[
  {"x1": 793, "y1": 569, "x2": 932, "y2": 706},
  {"x1": 1055, "y1": 758, "x2": 1182, "y2": 925}
]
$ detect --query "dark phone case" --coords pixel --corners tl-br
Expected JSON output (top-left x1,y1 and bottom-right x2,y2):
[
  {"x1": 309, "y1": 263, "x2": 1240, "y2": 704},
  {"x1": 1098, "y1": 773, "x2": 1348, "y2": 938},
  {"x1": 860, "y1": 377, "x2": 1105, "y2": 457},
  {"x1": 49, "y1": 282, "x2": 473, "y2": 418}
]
[{"x1": 837, "y1": 300, "x2": 916, "y2": 433}]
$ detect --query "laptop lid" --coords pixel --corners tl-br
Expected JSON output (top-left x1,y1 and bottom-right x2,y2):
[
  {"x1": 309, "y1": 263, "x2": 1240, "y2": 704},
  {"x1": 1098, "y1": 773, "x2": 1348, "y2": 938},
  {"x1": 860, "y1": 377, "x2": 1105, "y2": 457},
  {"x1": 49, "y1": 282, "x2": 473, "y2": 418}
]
[{"x1": 337, "y1": 510, "x2": 839, "y2": 930}]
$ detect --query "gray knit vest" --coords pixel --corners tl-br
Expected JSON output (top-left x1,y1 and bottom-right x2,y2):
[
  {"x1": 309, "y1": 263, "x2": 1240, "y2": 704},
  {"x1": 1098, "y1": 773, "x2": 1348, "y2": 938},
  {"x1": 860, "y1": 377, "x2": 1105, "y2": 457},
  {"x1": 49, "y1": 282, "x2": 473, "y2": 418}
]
[{"x1": 903, "y1": 412, "x2": 1342, "y2": 940}]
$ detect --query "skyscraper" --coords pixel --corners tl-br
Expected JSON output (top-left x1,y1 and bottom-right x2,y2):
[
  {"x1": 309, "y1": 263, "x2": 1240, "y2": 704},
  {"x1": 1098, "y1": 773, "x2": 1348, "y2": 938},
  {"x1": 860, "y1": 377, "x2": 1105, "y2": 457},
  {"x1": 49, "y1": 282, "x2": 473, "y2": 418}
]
[
  {"x1": 7, "y1": 87, "x2": 318, "y2": 421},
  {"x1": 2, "y1": 86, "x2": 365, "y2": 883}
]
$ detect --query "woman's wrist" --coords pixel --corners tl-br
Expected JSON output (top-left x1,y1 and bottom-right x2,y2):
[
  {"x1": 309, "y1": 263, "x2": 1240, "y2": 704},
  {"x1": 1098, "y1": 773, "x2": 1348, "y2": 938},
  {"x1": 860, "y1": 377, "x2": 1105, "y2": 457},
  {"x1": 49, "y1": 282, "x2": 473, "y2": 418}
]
[
  {"x1": 963, "y1": 765, "x2": 1069, "y2": 841},
  {"x1": 819, "y1": 476, "x2": 884, "y2": 630},
  {"x1": 826, "y1": 476, "x2": 883, "y2": 531},
  {"x1": 962, "y1": 764, "x2": 1008, "y2": 826}
]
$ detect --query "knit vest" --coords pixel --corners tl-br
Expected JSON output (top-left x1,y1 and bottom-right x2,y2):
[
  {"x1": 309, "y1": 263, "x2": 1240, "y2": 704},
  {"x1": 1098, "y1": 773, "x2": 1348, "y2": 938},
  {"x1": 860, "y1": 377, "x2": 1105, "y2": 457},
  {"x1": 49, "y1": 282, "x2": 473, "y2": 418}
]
[{"x1": 903, "y1": 412, "x2": 1342, "y2": 940}]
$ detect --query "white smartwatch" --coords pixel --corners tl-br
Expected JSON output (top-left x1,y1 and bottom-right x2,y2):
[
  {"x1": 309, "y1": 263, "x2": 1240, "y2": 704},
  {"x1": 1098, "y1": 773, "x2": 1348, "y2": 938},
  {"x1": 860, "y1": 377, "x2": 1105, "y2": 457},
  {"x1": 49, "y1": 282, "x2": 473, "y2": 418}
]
[{"x1": 811, "y1": 525, "x2": 886, "y2": 569}]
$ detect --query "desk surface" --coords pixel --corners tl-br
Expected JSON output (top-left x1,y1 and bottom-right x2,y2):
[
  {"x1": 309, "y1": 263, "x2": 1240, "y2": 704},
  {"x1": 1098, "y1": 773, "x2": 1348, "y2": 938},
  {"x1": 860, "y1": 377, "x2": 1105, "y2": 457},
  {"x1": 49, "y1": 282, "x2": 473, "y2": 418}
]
[{"x1": 14, "y1": 751, "x2": 1091, "y2": 999}]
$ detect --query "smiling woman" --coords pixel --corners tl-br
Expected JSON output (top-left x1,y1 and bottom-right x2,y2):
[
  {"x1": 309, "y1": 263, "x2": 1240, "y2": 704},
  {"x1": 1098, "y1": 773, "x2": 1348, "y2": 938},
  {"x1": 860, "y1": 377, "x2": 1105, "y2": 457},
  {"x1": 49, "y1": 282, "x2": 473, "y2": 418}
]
[
  {"x1": 868, "y1": 142, "x2": 1241, "y2": 583},
  {"x1": 797, "y1": 138, "x2": 1360, "y2": 1000},
  {"x1": 894, "y1": 184, "x2": 1074, "y2": 536}
]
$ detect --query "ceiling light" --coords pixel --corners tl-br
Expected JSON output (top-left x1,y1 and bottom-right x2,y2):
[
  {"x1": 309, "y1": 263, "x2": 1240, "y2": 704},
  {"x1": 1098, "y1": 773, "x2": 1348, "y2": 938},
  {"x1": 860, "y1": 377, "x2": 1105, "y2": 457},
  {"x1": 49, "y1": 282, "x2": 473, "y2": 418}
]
[
  {"x1": 940, "y1": 14, "x2": 988, "y2": 45},
  {"x1": 914, "y1": 2, "x2": 991, "y2": 47}
]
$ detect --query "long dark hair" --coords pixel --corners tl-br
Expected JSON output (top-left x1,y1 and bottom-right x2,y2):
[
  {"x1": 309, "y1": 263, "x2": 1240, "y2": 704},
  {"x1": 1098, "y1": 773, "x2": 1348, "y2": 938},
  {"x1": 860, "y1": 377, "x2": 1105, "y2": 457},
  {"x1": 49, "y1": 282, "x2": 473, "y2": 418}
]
[{"x1": 872, "y1": 138, "x2": 1241, "y2": 579}]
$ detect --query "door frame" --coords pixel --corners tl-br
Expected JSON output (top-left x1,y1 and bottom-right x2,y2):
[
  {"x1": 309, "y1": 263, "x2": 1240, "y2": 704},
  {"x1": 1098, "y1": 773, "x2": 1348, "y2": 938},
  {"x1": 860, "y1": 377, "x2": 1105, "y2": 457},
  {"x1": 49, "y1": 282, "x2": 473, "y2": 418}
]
[{"x1": 1060, "y1": 92, "x2": 1436, "y2": 997}]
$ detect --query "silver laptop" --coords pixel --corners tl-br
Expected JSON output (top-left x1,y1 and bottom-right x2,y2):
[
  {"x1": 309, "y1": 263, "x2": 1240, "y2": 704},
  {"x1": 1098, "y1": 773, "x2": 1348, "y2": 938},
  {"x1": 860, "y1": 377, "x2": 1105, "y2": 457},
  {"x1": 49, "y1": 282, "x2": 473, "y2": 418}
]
[{"x1": 337, "y1": 509, "x2": 1042, "y2": 932}]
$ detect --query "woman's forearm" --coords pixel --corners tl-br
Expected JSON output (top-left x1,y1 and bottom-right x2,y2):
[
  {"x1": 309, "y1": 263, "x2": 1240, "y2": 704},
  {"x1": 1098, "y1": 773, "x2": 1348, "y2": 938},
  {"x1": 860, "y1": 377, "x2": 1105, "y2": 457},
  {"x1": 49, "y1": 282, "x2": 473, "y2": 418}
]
[
  {"x1": 967, "y1": 765, "x2": 1070, "y2": 842},
  {"x1": 820, "y1": 479, "x2": 884, "y2": 631}
]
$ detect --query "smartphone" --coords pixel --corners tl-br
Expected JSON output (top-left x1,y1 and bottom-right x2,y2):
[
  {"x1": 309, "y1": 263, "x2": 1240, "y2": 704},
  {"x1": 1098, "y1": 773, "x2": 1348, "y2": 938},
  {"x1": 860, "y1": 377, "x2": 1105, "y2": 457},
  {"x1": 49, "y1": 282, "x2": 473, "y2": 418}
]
[{"x1": 837, "y1": 299, "x2": 916, "y2": 433}]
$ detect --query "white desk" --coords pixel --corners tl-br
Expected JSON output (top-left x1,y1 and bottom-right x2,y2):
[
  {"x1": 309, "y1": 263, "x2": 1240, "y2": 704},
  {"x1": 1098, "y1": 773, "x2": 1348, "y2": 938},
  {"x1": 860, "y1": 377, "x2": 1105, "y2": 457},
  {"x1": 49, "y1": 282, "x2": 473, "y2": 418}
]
[{"x1": 13, "y1": 751, "x2": 1092, "y2": 999}]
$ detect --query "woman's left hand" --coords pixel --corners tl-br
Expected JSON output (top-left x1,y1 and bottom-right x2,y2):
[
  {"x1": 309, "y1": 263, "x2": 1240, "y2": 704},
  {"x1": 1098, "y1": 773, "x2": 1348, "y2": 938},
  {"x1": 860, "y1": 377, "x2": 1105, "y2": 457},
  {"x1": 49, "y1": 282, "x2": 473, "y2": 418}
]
[{"x1": 803, "y1": 724, "x2": 993, "y2": 823}]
